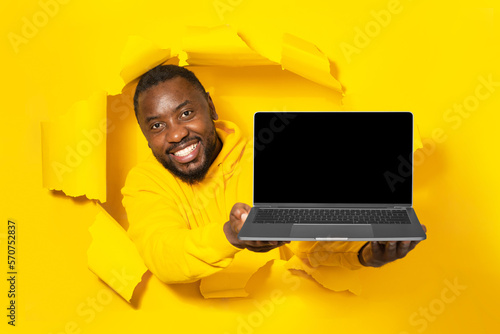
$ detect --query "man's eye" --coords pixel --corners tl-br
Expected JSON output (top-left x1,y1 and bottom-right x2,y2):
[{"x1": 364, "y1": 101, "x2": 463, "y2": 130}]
[
  {"x1": 181, "y1": 110, "x2": 193, "y2": 118},
  {"x1": 151, "y1": 123, "x2": 164, "y2": 130}
]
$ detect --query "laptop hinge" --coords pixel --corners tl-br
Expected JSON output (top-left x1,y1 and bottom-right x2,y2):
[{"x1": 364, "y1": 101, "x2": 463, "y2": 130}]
[{"x1": 393, "y1": 206, "x2": 406, "y2": 209}]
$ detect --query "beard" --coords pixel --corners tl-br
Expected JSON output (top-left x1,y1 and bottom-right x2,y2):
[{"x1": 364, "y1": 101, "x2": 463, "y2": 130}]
[{"x1": 153, "y1": 127, "x2": 219, "y2": 185}]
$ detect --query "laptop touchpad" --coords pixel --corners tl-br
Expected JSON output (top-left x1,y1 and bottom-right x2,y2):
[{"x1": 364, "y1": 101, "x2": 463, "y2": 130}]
[{"x1": 290, "y1": 224, "x2": 374, "y2": 238}]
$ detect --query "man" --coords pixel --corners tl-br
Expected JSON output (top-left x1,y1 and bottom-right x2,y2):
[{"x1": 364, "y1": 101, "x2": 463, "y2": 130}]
[{"x1": 122, "y1": 65, "x2": 426, "y2": 284}]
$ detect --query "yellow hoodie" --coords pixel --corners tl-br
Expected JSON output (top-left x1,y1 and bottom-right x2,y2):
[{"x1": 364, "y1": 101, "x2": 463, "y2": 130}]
[{"x1": 122, "y1": 120, "x2": 365, "y2": 284}]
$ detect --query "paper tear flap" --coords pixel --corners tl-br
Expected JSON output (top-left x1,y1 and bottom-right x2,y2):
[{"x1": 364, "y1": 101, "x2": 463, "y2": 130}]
[
  {"x1": 41, "y1": 91, "x2": 107, "y2": 202},
  {"x1": 87, "y1": 204, "x2": 148, "y2": 302}
]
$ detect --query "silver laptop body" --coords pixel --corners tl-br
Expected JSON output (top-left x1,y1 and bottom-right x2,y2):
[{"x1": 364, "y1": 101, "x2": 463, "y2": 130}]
[{"x1": 238, "y1": 111, "x2": 427, "y2": 241}]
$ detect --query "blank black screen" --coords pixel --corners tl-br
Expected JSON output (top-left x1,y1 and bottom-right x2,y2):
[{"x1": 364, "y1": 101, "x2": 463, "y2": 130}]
[{"x1": 253, "y1": 112, "x2": 413, "y2": 205}]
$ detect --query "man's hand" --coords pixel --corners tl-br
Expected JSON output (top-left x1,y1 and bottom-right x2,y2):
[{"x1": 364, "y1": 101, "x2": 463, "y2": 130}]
[
  {"x1": 358, "y1": 225, "x2": 427, "y2": 267},
  {"x1": 224, "y1": 203, "x2": 289, "y2": 252}
]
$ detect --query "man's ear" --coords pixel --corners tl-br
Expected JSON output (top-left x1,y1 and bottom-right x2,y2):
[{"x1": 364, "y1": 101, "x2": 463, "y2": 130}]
[{"x1": 206, "y1": 92, "x2": 218, "y2": 121}]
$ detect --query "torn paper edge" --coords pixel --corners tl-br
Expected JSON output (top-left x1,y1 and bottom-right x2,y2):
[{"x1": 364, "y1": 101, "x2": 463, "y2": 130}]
[{"x1": 284, "y1": 255, "x2": 362, "y2": 295}]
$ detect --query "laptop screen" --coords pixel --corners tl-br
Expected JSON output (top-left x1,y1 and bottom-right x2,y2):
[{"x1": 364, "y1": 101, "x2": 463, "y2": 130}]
[{"x1": 253, "y1": 112, "x2": 413, "y2": 205}]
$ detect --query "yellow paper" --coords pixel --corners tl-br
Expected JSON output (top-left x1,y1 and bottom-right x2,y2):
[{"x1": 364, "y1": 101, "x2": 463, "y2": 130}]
[
  {"x1": 119, "y1": 35, "x2": 172, "y2": 90},
  {"x1": 4, "y1": 2, "x2": 498, "y2": 332},
  {"x1": 182, "y1": 26, "x2": 273, "y2": 67},
  {"x1": 414, "y1": 123, "x2": 423, "y2": 151},
  {"x1": 284, "y1": 255, "x2": 362, "y2": 295},
  {"x1": 41, "y1": 91, "x2": 107, "y2": 202},
  {"x1": 116, "y1": 26, "x2": 344, "y2": 91},
  {"x1": 200, "y1": 249, "x2": 279, "y2": 298},
  {"x1": 87, "y1": 204, "x2": 148, "y2": 302},
  {"x1": 281, "y1": 33, "x2": 344, "y2": 93}
]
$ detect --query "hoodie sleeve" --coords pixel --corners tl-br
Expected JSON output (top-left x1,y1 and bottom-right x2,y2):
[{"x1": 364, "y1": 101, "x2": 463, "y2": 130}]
[{"x1": 121, "y1": 167, "x2": 242, "y2": 284}]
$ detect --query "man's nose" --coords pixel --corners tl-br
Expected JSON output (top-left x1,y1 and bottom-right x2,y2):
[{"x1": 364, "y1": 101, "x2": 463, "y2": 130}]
[{"x1": 165, "y1": 124, "x2": 189, "y2": 143}]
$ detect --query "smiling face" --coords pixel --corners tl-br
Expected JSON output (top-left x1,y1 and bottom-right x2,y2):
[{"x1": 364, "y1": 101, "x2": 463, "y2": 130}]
[{"x1": 136, "y1": 76, "x2": 222, "y2": 184}]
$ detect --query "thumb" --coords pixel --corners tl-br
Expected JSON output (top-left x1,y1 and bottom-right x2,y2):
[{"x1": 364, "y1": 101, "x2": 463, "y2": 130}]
[{"x1": 241, "y1": 212, "x2": 248, "y2": 223}]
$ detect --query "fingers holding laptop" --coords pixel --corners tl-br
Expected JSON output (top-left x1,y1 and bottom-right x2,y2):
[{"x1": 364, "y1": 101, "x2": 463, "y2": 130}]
[
  {"x1": 224, "y1": 202, "x2": 289, "y2": 252},
  {"x1": 359, "y1": 224, "x2": 427, "y2": 267}
]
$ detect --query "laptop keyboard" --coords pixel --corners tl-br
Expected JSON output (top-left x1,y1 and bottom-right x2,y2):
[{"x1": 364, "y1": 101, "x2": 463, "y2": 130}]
[{"x1": 254, "y1": 208, "x2": 411, "y2": 224}]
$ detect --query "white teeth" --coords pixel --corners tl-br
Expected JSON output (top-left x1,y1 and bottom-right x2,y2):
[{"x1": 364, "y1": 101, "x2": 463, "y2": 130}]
[{"x1": 173, "y1": 143, "x2": 197, "y2": 157}]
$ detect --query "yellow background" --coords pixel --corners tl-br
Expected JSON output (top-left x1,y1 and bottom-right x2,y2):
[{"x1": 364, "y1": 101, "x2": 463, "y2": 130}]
[{"x1": 1, "y1": 0, "x2": 499, "y2": 333}]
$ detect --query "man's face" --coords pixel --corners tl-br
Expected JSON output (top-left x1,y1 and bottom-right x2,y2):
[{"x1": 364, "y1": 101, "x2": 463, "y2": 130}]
[{"x1": 136, "y1": 76, "x2": 222, "y2": 184}]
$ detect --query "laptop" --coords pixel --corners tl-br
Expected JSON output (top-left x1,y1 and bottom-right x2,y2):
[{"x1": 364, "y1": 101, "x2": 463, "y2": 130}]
[{"x1": 238, "y1": 111, "x2": 427, "y2": 241}]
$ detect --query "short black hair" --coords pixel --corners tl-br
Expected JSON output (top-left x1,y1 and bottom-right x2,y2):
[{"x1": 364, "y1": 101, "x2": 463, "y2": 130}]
[{"x1": 133, "y1": 64, "x2": 206, "y2": 118}]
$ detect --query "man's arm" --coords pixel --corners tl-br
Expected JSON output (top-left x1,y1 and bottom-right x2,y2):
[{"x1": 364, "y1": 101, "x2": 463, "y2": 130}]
[
  {"x1": 122, "y1": 171, "x2": 285, "y2": 284},
  {"x1": 122, "y1": 168, "x2": 242, "y2": 284}
]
